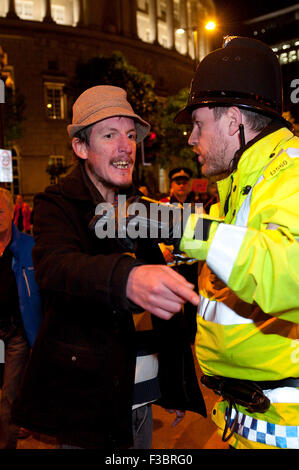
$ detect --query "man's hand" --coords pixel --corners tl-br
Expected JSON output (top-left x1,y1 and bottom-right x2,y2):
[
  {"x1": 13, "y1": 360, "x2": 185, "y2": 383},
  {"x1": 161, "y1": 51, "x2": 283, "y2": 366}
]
[{"x1": 126, "y1": 265, "x2": 199, "y2": 320}]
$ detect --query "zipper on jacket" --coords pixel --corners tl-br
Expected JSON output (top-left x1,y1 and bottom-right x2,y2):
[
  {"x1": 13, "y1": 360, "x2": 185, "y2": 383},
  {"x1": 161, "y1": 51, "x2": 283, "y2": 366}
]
[{"x1": 22, "y1": 267, "x2": 31, "y2": 297}]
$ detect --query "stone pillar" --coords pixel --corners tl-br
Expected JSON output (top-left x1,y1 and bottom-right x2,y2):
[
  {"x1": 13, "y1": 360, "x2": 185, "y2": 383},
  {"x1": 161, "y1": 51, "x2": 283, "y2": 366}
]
[
  {"x1": 43, "y1": 0, "x2": 54, "y2": 23},
  {"x1": 166, "y1": 0, "x2": 175, "y2": 50},
  {"x1": 6, "y1": 0, "x2": 18, "y2": 19},
  {"x1": 180, "y1": 0, "x2": 189, "y2": 55},
  {"x1": 101, "y1": 0, "x2": 121, "y2": 34},
  {"x1": 76, "y1": 0, "x2": 85, "y2": 26},
  {"x1": 149, "y1": 0, "x2": 158, "y2": 44},
  {"x1": 129, "y1": 0, "x2": 138, "y2": 38},
  {"x1": 118, "y1": 0, "x2": 138, "y2": 37}
]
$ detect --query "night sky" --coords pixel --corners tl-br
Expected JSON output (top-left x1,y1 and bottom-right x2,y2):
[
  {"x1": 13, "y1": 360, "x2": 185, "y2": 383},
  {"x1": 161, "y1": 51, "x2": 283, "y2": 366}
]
[{"x1": 213, "y1": 0, "x2": 299, "y2": 23}]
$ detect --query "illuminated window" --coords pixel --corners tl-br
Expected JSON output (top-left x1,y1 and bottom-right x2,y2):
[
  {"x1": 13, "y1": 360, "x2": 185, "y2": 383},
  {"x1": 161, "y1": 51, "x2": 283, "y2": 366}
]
[
  {"x1": 52, "y1": 4, "x2": 65, "y2": 24},
  {"x1": 157, "y1": 0, "x2": 166, "y2": 20},
  {"x1": 288, "y1": 49, "x2": 298, "y2": 62},
  {"x1": 137, "y1": 0, "x2": 148, "y2": 11},
  {"x1": 45, "y1": 82, "x2": 66, "y2": 120},
  {"x1": 15, "y1": 0, "x2": 34, "y2": 20},
  {"x1": 279, "y1": 53, "x2": 288, "y2": 65}
]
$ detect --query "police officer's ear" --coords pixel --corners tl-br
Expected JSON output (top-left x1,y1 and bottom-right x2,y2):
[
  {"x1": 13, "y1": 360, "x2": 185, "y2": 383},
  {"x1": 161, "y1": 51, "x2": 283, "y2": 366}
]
[
  {"x1": 72, "y1": 137, "x2": 88, "y2": 160},
  {"x1": 226, "y1": 106, "x2": 243, "y2": 137}
]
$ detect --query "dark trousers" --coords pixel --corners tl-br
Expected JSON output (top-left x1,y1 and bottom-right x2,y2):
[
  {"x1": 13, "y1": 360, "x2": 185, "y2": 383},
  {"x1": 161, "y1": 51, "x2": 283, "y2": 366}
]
[{"x1": 0, "y1": 324, "x2": 30, "y2": 449}]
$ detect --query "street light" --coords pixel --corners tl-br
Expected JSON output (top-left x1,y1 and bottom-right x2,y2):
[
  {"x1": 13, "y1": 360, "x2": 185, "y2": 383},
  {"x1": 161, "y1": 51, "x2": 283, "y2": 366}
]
[
  {"x1": 176, "y1": 21, "x2": 216, "y2": 69},
  {"x1": 205, "y1": 21, "x2": 216, "y2": 31}
]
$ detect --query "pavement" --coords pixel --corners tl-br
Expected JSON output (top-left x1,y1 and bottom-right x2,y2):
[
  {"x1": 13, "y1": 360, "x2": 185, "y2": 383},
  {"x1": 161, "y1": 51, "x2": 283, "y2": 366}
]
[
  {"x1": 16, "y1": 355, "x2": 228, "y2": 451},
  {"x1": 16, "y1": 392, "x2": 227, "y2": 451}
]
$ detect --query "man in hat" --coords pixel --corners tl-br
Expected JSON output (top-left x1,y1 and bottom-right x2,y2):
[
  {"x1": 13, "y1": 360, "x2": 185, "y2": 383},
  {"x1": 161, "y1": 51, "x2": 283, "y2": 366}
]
[
  {"x1": 12, "y1": 85, "x2": 205, "y2": 449},
  {"x1": 161, "y1": 167, "x2": 194, "y2": 205},
  {"x1": 115, "y1": 37, "x2": 299, "y2": 449}
]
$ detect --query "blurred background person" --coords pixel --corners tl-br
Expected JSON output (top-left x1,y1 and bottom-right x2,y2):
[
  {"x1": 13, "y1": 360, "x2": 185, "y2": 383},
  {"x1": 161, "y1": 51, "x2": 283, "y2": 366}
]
[
  {"x1": 0, "y1": 188, "x2": 42, "y2": 449},
  {"x1": 160, "y1": 167, "x2": 194, "y2": 205},
  {"x1": 13, "y1": 195, "x2": 32, "y2": 234}
]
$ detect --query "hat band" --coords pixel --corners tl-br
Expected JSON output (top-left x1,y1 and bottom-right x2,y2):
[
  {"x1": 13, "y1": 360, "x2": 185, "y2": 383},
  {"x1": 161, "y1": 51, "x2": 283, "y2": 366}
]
[
  {"x1": 75, "y1": 103, "x2": 135, "y2": 126},
  {"x1": 188, "y1": 90, "x2": 280, "y2": 112}
]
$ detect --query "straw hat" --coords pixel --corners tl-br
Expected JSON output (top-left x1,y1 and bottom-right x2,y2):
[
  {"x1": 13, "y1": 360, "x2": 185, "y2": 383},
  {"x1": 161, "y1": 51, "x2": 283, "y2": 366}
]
[{"x1": 67, "y1": 85, "x2": 150, "y2": 143}]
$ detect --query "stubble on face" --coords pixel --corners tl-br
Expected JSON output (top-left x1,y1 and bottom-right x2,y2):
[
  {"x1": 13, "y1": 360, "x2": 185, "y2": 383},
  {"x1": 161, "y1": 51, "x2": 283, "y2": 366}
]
[
  {"x1": 86, "y1": 160, "x2": 119, "y2": 191},
  {"x1": 202, "y1": 125, "x2": 231, "y2": 178},
  {"x1": 190, "y1": 107, "x2": 232, "y2": 179}
]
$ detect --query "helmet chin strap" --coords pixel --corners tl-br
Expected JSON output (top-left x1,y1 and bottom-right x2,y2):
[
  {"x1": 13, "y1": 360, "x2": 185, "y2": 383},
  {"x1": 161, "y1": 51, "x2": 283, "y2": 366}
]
[{"x1": 239, "y1": 124, "x2": 245, "y2": 150}]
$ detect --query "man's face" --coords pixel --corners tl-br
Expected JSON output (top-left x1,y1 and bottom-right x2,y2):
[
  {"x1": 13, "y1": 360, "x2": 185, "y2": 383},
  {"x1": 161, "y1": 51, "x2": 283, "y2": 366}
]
[
  {"x1": 188, "y1": 107, "x2": 231, "y2": 177},
  {"x1": 76, "y1": 116, "x2": 137, "y2": 190},
  {"x1": 0, "y1": 197, "x2": 12, "y2": 235},
  {"x1": 171, "y1": 178, "x2": 190, "y2": 200},
  {"x1": 16, "y1": 195, "x2": 23, "y2": 205}
]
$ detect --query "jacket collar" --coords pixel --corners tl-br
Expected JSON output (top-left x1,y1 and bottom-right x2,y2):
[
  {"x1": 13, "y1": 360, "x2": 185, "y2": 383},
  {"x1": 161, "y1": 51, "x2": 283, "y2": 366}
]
[
  {"x1": 237, "y1": 126, "x2": 294, "y2": 179},
  {"x1": 57, "y1": 161, "x2": 103, "y2": 204},
  {"x1": 8, "y1": 222, "x2": 21, "y2": 259},
  {"x1": 217, "y1": 126, "x2": 294, "y2": 217}
]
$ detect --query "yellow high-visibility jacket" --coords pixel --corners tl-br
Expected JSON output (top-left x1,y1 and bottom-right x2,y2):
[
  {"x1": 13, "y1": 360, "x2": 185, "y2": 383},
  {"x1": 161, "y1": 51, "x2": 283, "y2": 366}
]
[{"x1": 184, "y1": 127, "x2": 299, "y2": 449}]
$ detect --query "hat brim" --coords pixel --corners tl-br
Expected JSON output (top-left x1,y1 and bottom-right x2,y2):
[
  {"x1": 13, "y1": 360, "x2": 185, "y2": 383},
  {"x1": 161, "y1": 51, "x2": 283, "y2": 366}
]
[
  {"x1": 174, "y1": 98, "x2": 292, "y2": 129},
  {"x1": 67, "y1": 107, "x2": 150, "y2": 143}
]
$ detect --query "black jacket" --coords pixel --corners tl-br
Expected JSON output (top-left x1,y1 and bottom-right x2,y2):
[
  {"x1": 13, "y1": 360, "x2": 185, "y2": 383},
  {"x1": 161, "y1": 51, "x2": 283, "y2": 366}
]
[{"x1": 13, "y1": 162, "x2": 205, "y2": 449}]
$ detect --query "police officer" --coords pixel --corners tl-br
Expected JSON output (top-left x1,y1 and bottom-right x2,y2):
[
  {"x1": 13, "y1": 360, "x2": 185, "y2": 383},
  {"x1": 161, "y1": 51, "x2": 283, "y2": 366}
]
[
  {"x1": 172, "y1": 36, "x2": 299, "y2": 450},
  {"x1": 116, "y1": 36, "x2": 299, "y2": 449}
]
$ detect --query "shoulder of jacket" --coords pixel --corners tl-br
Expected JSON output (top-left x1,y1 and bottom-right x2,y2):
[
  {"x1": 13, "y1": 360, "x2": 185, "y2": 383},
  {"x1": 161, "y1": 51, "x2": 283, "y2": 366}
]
[{"x1": 263, "y1": 145, "x2": 299, "y2": 180}]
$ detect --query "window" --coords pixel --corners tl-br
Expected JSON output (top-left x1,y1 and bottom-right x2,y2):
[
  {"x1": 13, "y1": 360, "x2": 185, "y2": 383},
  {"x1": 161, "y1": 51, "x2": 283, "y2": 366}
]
[
  {"x1": 279, "y1": 52, "x2": 288, "y2": 65},
  {"x1": 15, "y1": 0, "x2": 34, "y2": 20},
  {"x1": 157, "y1": 0, "x2": 166, "y2": 20},
  {"x1": 45, "y1": 82, "x2": 66, "y2": 120},
  {"x1": 47, "y1": 155, "x2": 67, "y2": 184},
  {"x1": 288, "y1": 49, "x2": 298, "y2": 63},
  {"x1": 49, "y1": 155, "x2": 65, "y2": 166},
  {"x1": 52, "y1": 4, "x2": 66, "y2": 24},
  {"x1": 137, "y1": 0, "x2": 149, "y2": 11}
]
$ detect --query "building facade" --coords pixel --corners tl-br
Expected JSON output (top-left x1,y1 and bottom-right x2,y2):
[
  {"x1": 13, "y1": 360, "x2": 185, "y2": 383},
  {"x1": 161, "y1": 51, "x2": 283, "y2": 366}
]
[
  {"x1": 243, "y1": 3, "x2": 299, "y2": 124},
  {"x1": 0, "y1": 0, "x2": 215, "y2": 201}
]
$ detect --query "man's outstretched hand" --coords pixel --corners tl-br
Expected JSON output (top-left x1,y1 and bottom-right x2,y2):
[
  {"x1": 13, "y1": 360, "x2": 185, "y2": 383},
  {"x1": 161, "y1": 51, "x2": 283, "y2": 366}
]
[{"x1": 126, "y1": 265, "x2": 199, "y2": 320}]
